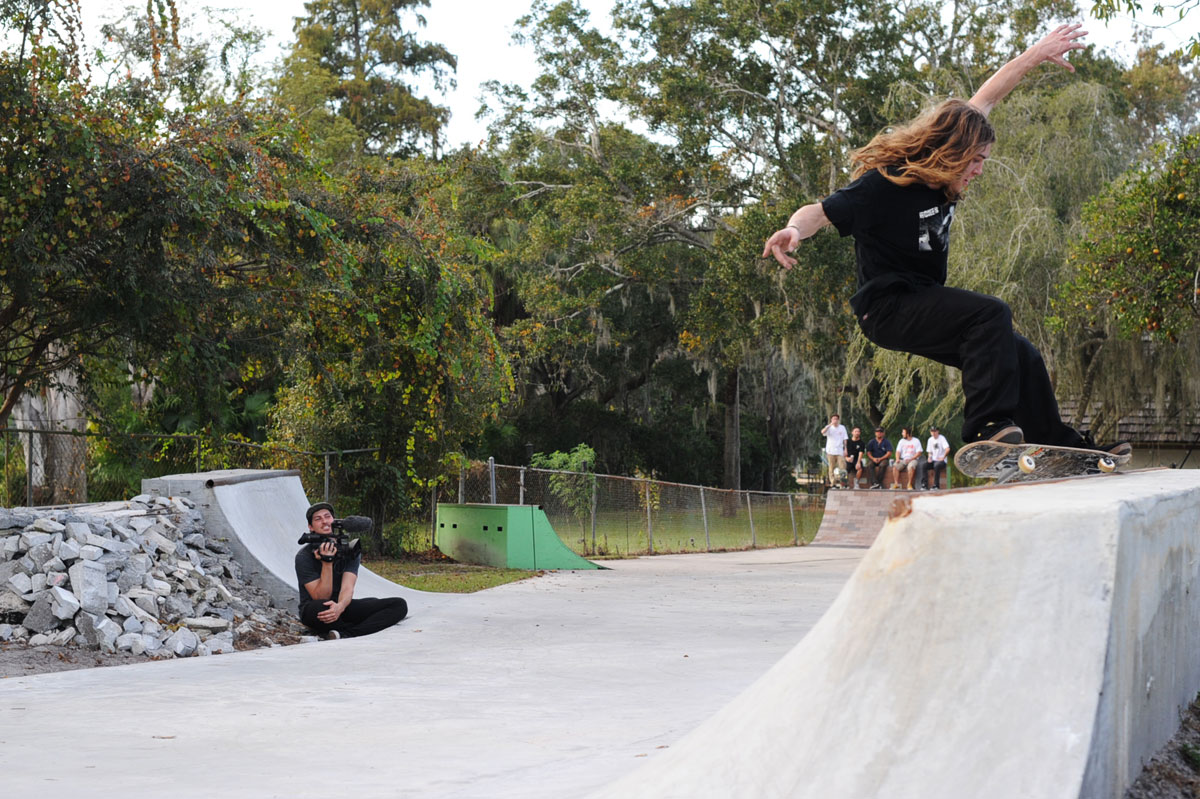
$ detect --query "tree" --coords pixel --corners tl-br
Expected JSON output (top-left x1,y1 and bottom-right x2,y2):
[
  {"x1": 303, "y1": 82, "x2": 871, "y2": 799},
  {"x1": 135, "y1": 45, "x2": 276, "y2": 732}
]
[
  {"x1": 1089, "y1": 0, "x2": 1200, "y2": 58},
  {"x1": 1063, "y1": 137, "x2": 1200, "y2": 344},
  {"x1": 1048, "y1": 131, "x2": 1200, "y2": 439},
  {"x1": 267, "y1": 156, "x2": 514, "y2": 526},
  {"x1": 95, "y1": 3, "x2": 267, "y2": 105},
  {"x1": 291, "y1": 0, "x2": 456, "y2": 157}
]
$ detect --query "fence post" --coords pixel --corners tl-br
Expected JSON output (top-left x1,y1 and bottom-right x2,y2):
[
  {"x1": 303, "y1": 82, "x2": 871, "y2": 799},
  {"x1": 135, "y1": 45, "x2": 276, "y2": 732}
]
[
  {"x1": 430, "y1": 485, "x2": 439, "y2": 551},
  {"x1": 488, "y1": 456, "x2": 496, "y2": 504},
  {"x1": 324, "y1": 453, "x2": 332, "y2": 502},
  {"x1": 194, "y1": 436, "x2": 201, "y2": 473},
  {"x1": 519, "y1": 467, "x2": 525, "y2": 505},
  {"x1": 26, "y1": 430, "x2": 33, "y2": 507},
  {"x1": 590, "y1": 472, "x2": 598, "y2": 555},
  {"x1": 746, "y1": 491, "x2": 756, "y2": 549},
  {"x1": 699, "y1": 486, "x2": 710, "y2": 551},
  {"x1": 458, "y1": 464, "x2": 465, "y2": 503},
  {"x1": 644, "y1": 480, "x2": 654, "y2": 554},
  {"x1": 788, "y1": 493, "x2": 798, "y2": 546}
]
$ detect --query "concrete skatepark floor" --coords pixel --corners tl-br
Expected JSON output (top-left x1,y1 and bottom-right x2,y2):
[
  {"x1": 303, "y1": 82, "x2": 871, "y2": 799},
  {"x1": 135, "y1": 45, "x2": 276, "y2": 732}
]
[
  {"x1": 6, "y1": 469, "x2": 1200, "y2": 797},
  {"x1": 0, "y1": 546, "x2": 863, "y2": 797}
]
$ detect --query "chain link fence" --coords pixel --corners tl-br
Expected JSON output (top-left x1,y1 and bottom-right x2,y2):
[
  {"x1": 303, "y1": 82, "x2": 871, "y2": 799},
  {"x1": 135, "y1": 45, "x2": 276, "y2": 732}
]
[
  {"x1": 2, "y1": 429, "x2": 826, "y2": 558},
  {"x1": 439, "y1": 459, "x2": 825, "y2": 557}
]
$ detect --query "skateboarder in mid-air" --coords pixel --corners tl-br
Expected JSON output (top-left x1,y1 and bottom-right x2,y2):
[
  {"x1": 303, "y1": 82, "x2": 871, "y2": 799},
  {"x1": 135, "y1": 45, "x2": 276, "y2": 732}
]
[{"x1": 763, "y1": 23, "x2": 1128, "y2": 459}]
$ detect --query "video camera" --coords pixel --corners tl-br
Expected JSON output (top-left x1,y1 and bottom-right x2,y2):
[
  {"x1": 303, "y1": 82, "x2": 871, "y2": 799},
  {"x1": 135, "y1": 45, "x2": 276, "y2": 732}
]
[{"x1": 297, "y1": 516, "x2": 372, "y2": 562}]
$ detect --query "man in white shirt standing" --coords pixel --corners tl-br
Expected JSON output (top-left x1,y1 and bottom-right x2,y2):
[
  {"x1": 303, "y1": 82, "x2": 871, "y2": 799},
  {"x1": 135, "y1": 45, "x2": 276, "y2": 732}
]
[
  {"x1": 894, "y1": 426, "x2": 924, "y2": 490},
  {"x1": 922, "y1": 425, "x2": 952, "y2": 489},
  {"x1": 821, "y1": 414, "x2": 849, "y2": 488}
]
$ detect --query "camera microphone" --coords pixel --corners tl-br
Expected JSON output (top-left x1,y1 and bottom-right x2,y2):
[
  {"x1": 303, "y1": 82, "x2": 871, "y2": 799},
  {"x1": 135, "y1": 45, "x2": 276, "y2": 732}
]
[{"x1": 335, "y1": 516, "x2": 373, "y2": 534}]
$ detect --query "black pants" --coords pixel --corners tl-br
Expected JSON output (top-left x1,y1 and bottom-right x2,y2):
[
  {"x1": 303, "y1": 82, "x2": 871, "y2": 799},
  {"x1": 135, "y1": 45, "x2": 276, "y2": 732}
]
[
  {"x1": 300, "y1": 596, "x2": 408, "y2": 638},
  {"x1": 857, "y1": 285, "x2": 1079, "y2": 445},
  {"x1": 921, "y1": 459, "x2": 947, "y2": 488},
  {"x1": 863, "y1": 459, "x2": 888, "y2": 487}
]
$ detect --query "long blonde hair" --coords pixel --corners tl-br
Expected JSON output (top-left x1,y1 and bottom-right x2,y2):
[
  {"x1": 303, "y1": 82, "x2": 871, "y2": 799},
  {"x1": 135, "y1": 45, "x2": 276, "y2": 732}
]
[{"x1": 850, "y1": 99, "x2": 995, "y2": 201}]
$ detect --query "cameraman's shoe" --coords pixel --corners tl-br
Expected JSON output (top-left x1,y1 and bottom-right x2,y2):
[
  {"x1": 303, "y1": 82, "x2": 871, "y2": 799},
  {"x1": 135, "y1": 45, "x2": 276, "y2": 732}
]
[
  {"x1": 324, "y1": 630, "x2": 341, "y2": 641},
  {"x1": 974, "y1": 421, "x2": 1023, "y2": 445}
]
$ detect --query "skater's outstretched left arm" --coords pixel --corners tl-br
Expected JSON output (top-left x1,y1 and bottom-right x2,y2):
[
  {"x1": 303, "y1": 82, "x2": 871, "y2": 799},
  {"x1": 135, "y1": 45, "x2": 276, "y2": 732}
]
[
  {"x1": 969, "y1": 23, "x2": 1088, "y2": 117},
  {"x1": 762, "y1": 202, "x2": 831, "y2": 269}
]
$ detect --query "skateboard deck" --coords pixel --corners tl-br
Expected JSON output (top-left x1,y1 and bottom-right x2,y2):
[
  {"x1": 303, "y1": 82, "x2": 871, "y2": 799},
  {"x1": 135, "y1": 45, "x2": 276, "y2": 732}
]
[{"x1": 954, "y1": 441, "x2": 1132, "y2": 484}]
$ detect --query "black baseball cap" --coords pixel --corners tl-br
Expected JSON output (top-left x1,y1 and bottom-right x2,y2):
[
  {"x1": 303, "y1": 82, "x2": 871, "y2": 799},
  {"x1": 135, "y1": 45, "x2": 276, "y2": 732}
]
[
  {"x1": 306, "y1": 502, "x2": 334, "y2": 524},
  {"x1": 874, "y1": 426, "x2": 884, "y2": 432}
]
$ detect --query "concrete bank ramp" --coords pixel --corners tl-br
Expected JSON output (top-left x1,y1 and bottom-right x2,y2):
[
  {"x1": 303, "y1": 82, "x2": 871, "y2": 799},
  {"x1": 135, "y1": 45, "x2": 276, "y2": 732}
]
[
  {"x1": 591, "y1": 469, "x2": 1200, "y2": 799},
  {"x1": 142, "y1": 470, "x2": 441, "y2": 613},
  {"x1": 811, "y1": 487, "x2": 914, "y2": 548}
]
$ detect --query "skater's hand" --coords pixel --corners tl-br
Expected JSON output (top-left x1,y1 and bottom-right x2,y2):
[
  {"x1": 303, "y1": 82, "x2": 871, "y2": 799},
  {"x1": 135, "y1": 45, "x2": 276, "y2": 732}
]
[
  {"x1": 763, "y1": 202, "x2": 830, "y2": 268},
  {"x1": 970, "y1": 22, "x2": 1087, "y2": 116},
  {"x1": 763, "y1": 227, "x2": 801, "y2": 269},
  {"x1": 1029, "y1": 23, "x2": 1087, "y2": 72}
]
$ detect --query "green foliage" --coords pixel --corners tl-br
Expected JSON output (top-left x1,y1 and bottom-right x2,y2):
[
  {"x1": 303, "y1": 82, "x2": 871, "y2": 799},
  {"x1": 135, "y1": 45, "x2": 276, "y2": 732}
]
[
  {"x1": 1, "y1": 6, "x2": 511, "y2": 537},
  {"x1": 611, "y1": 0, "x2": 912, "y2": 196},
  {"x1": 532, "y1": 443, "x2": 596, "y2": 520},
  {"x1": 272, "y1": 49, "x2": 364, "y2": 166},
  {"x1": 0, "y1": 31, "x2": 340, "y2": 427},
  {"x1": 291, "y1": 0, "x2": 456, "y2": 156},
  {"x1": 267, "y1": 156, "x2": 514, "y2": 521},
  {"x1": 1182, "y1": 742, "x2": 1200, "y2": 770},
  {"x1": 1058, "y1": 132, "x2": 1200, "y2": 343}
]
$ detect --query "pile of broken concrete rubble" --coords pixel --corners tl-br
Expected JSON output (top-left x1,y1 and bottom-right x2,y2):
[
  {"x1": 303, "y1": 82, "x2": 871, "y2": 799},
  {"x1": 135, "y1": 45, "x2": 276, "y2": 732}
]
[{"x1": 0, "y1": 493, "x2": 309, "y2": 658}]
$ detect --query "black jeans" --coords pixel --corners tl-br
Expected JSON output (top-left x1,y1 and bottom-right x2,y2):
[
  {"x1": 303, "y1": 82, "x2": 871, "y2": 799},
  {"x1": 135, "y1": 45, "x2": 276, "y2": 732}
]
[
  {"x1": 857, "y1": 285, "x2": 1078, "y2": 445},
  {"x1": 863, "y1": 458, "x2": 889, "y2": 487},
  {"x1": 921, "y1": 459, "x2": 947, "y2": 488},
  {"x1": 300, "y1": 596, "x2": 408, "y2": 638}
]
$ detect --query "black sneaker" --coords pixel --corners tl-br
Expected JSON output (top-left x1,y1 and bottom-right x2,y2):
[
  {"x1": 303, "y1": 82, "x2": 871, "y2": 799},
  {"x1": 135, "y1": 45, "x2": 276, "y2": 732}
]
[
  {"x1": 324, "y1": 630, "x2": 341, "y2": 641},
  {"x1": 975, "y1": 421, "x2": 1023, "y2": 445},
  {"x1": 1077, "y1": 431, "x2": 1132, "y2": 459},
  {"x1": 1101, "y1": 441, "x2": 1132, "y2": 459}
]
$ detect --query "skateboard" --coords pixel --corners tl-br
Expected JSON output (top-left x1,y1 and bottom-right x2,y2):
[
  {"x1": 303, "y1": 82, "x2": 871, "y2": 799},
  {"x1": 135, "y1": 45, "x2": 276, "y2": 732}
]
[
  {"x1": 953, "y1": 440, "x2": 1132, "y2": 484},
  {"x1": 832, "y1": 467, "x2": 848, "y2": 488}
]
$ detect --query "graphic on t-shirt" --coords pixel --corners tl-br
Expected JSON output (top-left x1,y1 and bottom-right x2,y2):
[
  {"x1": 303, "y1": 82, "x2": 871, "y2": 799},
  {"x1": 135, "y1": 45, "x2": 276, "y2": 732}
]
[{"x1": 917, "y1": 204, "x2": 955, "y2": 252}]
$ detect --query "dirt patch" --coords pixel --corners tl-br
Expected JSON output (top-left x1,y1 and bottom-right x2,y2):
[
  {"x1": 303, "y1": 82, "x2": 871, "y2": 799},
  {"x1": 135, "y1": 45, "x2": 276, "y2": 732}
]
[
  {"x1": 1125, "y1": 695, "x2": 1200, "y2": 798},
  {"x1": 0, "y1": 641, "x2": 145, "y2": 677},
  {"x1": 1, "y1": 615, "x2": 312, "y2": 679}
]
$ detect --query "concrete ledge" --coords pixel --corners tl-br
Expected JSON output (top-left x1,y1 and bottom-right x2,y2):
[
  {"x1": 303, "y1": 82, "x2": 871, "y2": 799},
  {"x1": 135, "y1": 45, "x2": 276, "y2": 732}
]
[{"x1": 591, "y1": 470, "x2": 1200, "y2": 799}]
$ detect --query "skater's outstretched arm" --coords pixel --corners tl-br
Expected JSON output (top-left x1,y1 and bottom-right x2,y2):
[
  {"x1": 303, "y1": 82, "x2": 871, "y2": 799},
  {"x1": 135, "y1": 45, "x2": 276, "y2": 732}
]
[
  {"x1": 762, "y1": 202, "x2": 830, "y2": 269},
  {"x1": 970, "y1": 23, "x2": 1088, "y2": 117}
]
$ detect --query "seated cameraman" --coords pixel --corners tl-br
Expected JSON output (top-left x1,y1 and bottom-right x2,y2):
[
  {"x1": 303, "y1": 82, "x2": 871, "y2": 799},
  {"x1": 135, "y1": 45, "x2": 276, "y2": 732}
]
[{"x1": 295, "y1": 503, "x2": 408, "y2": 640}]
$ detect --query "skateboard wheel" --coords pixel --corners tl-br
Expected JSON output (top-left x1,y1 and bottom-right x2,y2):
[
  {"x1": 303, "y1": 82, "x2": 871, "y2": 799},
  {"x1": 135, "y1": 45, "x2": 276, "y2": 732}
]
[
  {"x1": 1018, "y1": 454, "x2": 1036, "y2": 474},
  {"x1": 1098, "y1": 457, "x2": 1117, "y2": 473}
]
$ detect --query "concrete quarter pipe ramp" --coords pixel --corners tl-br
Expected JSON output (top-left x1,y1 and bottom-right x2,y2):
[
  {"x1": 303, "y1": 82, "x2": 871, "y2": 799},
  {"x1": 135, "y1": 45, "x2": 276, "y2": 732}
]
[
  {"x1": 142, "y1": 470, "x2": 440, "y2": 613},
  {"x1": 591, "y1": 469, "x2": 1200, "y2": 799}
]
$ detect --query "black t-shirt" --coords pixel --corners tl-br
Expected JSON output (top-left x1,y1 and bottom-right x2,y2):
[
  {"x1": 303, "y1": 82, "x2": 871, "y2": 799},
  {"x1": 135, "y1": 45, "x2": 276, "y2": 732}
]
[
  {"x1": 845, "y1": 438, "x2": 865, "y2": 467},
  {"x1": 821, "y1": 168, "x2": 956, "y2": 314},
  {"x1": 295, "y1": 545, "x2": 361, "y2": 604}
]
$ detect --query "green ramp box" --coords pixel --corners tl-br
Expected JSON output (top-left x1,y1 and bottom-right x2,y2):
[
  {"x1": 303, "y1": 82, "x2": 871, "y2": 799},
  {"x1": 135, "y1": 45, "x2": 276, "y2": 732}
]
[{"x1": 435, "y1": 504, "x2": 602, "y2": 570}]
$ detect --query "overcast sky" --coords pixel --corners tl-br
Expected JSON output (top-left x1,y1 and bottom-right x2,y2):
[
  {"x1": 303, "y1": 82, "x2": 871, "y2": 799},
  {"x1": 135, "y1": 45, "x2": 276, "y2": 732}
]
[{"x1": 80, "y1": 1, "x2": 1191, "y2": 149}]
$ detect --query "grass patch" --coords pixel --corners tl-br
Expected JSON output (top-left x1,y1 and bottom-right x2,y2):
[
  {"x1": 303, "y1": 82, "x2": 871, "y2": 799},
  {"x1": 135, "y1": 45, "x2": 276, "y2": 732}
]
[{"x1": 364, "y1": 552, "x2": 536, "y2": 593}]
